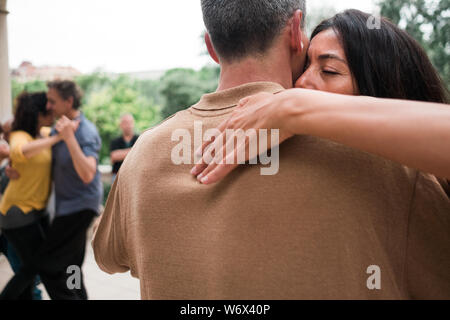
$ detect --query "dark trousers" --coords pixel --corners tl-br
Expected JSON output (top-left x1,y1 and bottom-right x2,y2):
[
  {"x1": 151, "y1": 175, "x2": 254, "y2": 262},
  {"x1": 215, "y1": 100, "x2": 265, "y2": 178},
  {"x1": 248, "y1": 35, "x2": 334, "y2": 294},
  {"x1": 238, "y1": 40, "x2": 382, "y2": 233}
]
[
  {"x1": 37, "y1": 209, "x2": 95, "y2": 300},
  {"x1": 0, "y1": 235, "x2": 37, "y2": 300},
  {"x1": 0, "y1": 210, "x2": 95, "y2": 300},
  {"x1": 0, "y1": 214, "x2": 49, "y2": 300}
]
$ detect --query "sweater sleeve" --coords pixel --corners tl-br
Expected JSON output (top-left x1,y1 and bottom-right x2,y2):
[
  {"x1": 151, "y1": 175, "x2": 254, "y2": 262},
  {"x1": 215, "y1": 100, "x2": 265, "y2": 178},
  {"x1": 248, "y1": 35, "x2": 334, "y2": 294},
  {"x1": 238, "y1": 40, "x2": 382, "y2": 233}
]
[
  {"x1": 92, "y1": 174, "x2": 131, "y2": 275},
  {"x1": 405, "y1": 172, "x2": 450, "y2": 299}
]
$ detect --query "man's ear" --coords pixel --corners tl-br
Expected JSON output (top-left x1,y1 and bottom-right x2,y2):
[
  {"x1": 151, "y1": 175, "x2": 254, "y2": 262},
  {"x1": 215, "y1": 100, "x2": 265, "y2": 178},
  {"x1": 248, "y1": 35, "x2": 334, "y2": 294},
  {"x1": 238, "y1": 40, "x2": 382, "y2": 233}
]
[
  {"x1": 66, "y1": 96, "x2": 74, "y2": 110},
  {"x1": 290, "y1": 10, "x2": 304, "y2": 54},
  {"x1": 205, "y1": 32, "x2": 220, "y2": 64}
]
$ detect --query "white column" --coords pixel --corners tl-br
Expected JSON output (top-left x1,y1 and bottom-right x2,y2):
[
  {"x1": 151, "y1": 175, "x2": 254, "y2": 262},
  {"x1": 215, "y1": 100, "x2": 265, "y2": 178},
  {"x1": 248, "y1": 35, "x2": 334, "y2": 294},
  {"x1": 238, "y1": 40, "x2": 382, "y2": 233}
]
[{"x1": 0, "y1": 0, "x2": 12, "y2": 122}]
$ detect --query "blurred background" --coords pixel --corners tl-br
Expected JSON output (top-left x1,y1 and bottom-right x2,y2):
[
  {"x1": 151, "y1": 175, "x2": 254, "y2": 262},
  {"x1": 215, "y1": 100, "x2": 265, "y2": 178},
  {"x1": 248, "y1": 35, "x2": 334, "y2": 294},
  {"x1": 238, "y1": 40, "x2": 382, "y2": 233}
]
[
  {"x1": 0, "y1": 0, "x2": 448, "y2": 300},
  {"x1": 2, "y1": 0, "x2": 449, "y2": 203}
]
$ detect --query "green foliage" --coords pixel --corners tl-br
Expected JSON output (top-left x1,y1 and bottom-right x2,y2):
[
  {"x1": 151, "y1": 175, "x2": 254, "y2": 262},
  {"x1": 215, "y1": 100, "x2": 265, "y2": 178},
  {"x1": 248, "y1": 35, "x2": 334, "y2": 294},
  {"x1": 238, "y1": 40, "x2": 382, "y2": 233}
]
[
  {"x1": 10, "y1": 66, "x2": 219, "y2": 163},
  {"x1": 77, "y1": 67, "x2": 219, "y2": 162},
  {"x1": 159, "y1": 66, "x2": 220, "y2": 118},
  {"x1": 379, "y1": 0, "x2": 450, "y2": 90},
  {"x1": 11, "y1": 79, "x2": 47, "y2": 109},
  {"x1": 76, "y1": 72, "x2": 112, "y2": 99},
  {"x1": 135, "y1": 79, "x2": 164, "y2": 105},
  {"x1": 78, "y1": 74, "x2": 161, "y2": 163}
]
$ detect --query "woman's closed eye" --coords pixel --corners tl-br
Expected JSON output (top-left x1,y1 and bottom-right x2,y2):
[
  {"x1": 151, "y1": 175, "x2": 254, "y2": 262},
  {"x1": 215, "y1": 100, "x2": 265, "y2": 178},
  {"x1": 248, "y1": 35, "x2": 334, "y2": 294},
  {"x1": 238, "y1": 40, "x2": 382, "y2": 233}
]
[{"x1": 322, "y1": 69, "x2": 340, "y2": 75}]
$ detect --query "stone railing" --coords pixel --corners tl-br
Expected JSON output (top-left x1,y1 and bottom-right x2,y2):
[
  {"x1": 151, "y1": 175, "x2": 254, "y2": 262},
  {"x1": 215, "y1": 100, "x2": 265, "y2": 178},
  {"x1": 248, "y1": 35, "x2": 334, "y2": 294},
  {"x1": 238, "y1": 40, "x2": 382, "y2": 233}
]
[{"x1": 99, "y1": 164, "x2": 113, "y2": 185}]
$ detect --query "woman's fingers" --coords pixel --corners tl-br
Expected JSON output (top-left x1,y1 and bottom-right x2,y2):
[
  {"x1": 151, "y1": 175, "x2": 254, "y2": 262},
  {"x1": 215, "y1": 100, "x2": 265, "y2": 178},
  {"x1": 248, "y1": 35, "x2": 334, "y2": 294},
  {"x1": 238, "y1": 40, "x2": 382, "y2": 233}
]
[
  {"x1": 190, "y1": 162, "x2": 208, "y2": 177},
  {"x1": 191, "y1": 135, "x2": 220, "y2": 176},
  {"x1": 193, "y1": 128, "x2": 235, "y2": 182},
  {"x1": 190, "y1": 143, "x2": 211, "y2": 176},
  {"x1": 191, "y1": 137, "x2": 221, "y2": 177},
  {"x1": 237, "y1": 92, "x2": 270, "y2": 108},
  {"x1": 191, "y1": 119, "x2": 230, "y2": 176},
  {"x1": 200, "y1": 139, "x2": 247, "y2": 184},
  {"x1": 194, "y1": 118, "x2": 229, "y2": 159},
  {"x1": 200, "y1": 163, "x2": 238, "y2": 185},
  {"x1": 195, "y1": 133, "x2": 228, "y2": 181},
  {"x1": 191, "y1": 92, "x2": 276, "y2": 183},
  {"x1": 198, "y1": 132, "x2": 251, "y2": 185},
  {"x1": 237, "y1": 96, "x2": 251, "y2": 108},
  {"x1": 196, "y1": 158, "x2": 218, "y2": 182}
]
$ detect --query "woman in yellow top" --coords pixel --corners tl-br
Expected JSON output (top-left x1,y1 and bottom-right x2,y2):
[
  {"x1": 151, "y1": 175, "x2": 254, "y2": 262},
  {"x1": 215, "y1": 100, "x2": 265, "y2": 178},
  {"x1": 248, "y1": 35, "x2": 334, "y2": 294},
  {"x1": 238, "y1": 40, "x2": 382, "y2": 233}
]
[{"x1": 0, "y1": 92, "x2": 68, "y2": 300}]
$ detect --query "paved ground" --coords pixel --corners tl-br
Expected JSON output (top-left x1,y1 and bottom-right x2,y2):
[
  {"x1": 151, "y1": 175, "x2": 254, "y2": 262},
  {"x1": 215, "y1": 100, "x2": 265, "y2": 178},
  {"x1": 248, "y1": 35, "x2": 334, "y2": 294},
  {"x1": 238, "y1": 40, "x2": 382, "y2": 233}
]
[{"x1": 0, "y1": 224, "x2": 141, "y2": 300}]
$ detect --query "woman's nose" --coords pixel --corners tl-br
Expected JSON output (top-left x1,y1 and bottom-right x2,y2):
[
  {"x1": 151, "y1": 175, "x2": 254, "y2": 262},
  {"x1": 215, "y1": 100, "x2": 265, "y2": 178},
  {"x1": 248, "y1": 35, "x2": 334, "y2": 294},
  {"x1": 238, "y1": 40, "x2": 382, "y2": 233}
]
[{"x1": 295, "y1": 69, "x2": 315, "y2": 90}]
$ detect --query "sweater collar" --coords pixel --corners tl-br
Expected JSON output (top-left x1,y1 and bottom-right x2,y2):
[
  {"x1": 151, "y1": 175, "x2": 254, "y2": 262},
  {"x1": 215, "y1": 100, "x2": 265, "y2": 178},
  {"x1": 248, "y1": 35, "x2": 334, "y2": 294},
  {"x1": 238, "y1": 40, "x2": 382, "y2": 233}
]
[{"x1": 191, "y1": 82, "x2": 285, "y2": 112}]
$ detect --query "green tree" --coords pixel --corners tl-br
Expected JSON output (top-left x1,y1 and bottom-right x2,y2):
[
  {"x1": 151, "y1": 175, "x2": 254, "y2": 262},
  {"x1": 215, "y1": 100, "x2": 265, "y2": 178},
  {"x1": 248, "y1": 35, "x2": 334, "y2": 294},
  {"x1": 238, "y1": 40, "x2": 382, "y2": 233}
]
[
  {"x1": 159, "y1": 66, "x2": 219, "y2": 119},
  {"x1": 135, "y1": 78, "x2": 163, "y2": 105},
  {"x1": 76, "y1": 72, "x2": 112, "y2": 101},
  {"x1": 11, "y1": 79, "x2": 47, "y2": 107},
  {"x1": 9, "y1": 66, "x2": 223, "y2": 162},
  {"x1": 82, "y1": 75, "x2": 161, "y2": 163},
  {"x1": 379, "y1": 0, "x2": 450, "y2": 90}
]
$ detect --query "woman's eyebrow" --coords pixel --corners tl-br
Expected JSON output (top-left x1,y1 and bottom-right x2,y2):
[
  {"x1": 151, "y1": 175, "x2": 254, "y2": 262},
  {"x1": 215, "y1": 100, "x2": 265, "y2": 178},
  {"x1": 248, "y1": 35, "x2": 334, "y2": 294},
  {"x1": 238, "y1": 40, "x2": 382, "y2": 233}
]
[{"x1": 318, "y1": 53, "x2": 347, "y2": 64}]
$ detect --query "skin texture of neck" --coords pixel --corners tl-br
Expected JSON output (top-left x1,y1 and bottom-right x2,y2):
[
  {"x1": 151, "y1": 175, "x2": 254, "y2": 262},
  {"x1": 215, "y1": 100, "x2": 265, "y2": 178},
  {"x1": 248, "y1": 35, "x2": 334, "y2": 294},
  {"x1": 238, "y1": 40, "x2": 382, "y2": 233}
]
[
  {"x1": 216, "y1": 44, "x2": 295, "y2": 92},
  {"x1": 67, "y1": 109, "x2": 81, "y2": 120},
  {"x1": 123, "y1": 133, "x2": 134, "y2": 142}
]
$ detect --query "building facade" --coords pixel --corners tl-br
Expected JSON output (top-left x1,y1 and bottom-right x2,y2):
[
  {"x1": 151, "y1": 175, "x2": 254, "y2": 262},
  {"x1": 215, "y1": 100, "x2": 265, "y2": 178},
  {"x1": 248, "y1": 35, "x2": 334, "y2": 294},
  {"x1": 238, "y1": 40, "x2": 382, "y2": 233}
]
[{"x1": 0, "y1": 0, "x2": 12, "y2": 122}]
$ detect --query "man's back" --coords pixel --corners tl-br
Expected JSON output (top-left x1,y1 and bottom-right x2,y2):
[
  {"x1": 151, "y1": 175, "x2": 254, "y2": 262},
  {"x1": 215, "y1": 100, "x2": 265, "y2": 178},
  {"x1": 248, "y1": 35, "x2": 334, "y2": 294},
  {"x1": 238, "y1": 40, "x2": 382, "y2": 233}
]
[{"x1": 93, "y1": 82, "x2": 450, "y2": 299}]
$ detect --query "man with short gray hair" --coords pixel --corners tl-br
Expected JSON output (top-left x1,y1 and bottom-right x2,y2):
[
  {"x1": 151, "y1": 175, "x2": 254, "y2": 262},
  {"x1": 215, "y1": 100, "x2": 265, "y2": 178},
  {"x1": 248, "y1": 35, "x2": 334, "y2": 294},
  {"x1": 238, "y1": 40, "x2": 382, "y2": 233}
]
[
  {"x1": 201, "y1": 0, "x2": 306, "y2": 62},
  {"x1": 93, "y1": 0, "x2": 449, "y2": 300},
  {"x1": 94, "y1": 0, "x2": 309, "y2": 300}
]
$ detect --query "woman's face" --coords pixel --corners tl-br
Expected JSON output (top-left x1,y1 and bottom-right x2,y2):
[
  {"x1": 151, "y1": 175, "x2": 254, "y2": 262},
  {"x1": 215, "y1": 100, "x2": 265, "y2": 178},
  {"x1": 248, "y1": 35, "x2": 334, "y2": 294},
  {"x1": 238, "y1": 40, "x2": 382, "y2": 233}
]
[
  {"x1": 38, "y1": 111, "x2": 55, "y2": 128},
  {"x1": 295, "y1": 29, "x2": 358, "y2": 95}
]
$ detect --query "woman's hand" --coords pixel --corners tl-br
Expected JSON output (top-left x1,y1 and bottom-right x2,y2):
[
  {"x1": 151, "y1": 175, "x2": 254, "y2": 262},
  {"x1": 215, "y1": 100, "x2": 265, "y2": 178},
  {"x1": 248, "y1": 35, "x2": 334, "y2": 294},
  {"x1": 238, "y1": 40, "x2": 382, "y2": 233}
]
[
  {"x1": 5, "y1": 164, "x2": 20, "y2": 180},
  {"x1": 190, "y1": 91, "x2": 296, "y2": 184},
  {"x1": 55, "y1": 116, "x2": 80, "y2": 141}
]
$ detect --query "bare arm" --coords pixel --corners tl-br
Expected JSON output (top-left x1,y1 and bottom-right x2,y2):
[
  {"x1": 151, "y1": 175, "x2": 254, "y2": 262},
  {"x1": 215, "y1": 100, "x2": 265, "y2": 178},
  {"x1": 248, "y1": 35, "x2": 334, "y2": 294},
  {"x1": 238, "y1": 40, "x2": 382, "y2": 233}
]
[
  {"x1": 57, "y1": 116, "x2": 97, "y2": 184},
  {"x1": 192, "y1": 89, "x2": 450, "y2": 184},
  {"x1": 110, "y1": 148, "x2": 131, "y2": 163},
  {"x1": 5, "y1": 133, "x2": 61, "y2": 180},
  {"x1": 64, "y1": 134, "x2": 97, "y2": 184},
  {"x1": 21, "y1": 135, "x2": 62, "y2": 159},
  {"x1": 285, "y1": 89, "x2": 450, "y2": 180}
]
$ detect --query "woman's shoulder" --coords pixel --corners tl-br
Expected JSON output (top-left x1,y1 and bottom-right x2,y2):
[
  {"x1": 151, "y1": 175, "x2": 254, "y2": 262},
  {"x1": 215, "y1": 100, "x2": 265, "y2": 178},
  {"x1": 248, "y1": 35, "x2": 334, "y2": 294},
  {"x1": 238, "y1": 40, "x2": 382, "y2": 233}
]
[
  {"x1": 10, "y1": 130, "x2": 33, "y2": 141},
  {"x1": 40, "y1": 126, "x2": 52, "y2": 138}
]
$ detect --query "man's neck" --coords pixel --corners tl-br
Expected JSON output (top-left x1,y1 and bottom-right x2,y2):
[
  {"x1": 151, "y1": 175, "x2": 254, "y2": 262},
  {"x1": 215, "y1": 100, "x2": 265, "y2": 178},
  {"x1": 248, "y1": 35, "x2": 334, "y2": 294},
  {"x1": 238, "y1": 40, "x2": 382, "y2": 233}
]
[
  {"x1": 123, "y1": 133, "x2": 134, "y2": 142},
  {"x1": 216, "y1": 52, "x2": 294, "y2": 92},
  {"x1": 66, "y1": 109, "x2": 81, "y2": 120}
]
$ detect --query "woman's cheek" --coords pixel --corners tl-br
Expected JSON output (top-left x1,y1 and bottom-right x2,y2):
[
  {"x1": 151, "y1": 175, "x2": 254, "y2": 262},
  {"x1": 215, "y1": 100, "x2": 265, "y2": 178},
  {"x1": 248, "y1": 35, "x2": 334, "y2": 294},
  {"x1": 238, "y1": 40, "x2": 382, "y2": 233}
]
[{"x1": 325, "y1": 77, "x2": 356, "y2": 96}]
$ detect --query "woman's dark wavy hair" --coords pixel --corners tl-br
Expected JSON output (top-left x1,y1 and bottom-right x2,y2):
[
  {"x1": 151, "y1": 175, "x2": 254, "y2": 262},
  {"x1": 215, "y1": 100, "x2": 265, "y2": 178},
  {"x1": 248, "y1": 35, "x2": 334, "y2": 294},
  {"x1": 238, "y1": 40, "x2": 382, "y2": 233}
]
[
  {"x1": 311, "y1": 9, "x2": 449, "y2": 103},
  {"x1": 12, "y1": 91, "x2": 48, "y2": 138}
]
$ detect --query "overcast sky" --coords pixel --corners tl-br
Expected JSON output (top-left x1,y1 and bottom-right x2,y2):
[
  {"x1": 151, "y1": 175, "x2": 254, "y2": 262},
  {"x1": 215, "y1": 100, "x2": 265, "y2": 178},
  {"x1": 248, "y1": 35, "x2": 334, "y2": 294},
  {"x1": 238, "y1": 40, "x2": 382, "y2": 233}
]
[{"x1": 7, "y1": 0, "x2": 376, "y2": 73}]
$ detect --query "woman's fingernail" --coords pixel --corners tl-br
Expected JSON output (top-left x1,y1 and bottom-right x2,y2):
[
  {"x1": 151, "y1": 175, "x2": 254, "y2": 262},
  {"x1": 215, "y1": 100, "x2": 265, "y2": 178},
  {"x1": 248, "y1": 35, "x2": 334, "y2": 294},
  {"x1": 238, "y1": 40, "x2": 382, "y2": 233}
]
[
  {"x1": 201, "y1": 176, "x2": 209, "y2": 184},
  {"x1": 197, "y1": 173, "x2": 203, "y2": 181},
  {"x1": 190, "y1": 167, "x2": 198, "y2": 175}
]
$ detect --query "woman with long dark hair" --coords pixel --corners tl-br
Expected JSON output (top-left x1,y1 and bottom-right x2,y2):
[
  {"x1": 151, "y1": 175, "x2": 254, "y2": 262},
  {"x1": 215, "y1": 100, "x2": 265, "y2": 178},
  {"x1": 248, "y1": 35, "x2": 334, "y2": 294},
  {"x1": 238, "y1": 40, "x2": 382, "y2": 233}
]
[
  {"x1": 191, "y1": 9, "x2": 450, "y2": 184},
  {"x1": 0, "y1": 92, "x2": 68, "y2": 300}
]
